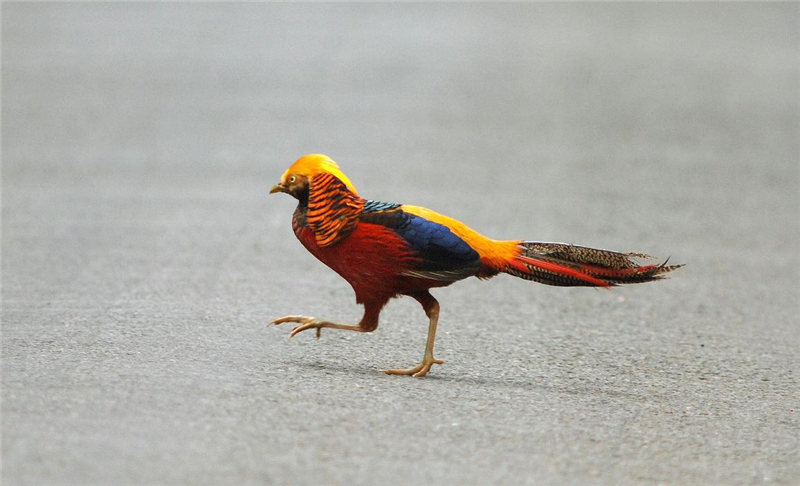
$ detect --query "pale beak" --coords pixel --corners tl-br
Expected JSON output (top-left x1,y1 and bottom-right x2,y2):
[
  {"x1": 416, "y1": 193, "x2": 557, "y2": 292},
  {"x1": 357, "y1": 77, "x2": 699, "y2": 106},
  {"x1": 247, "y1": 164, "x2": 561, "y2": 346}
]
[{"x1": 270, "y1": 183, "x2": 286, "y2": 194}]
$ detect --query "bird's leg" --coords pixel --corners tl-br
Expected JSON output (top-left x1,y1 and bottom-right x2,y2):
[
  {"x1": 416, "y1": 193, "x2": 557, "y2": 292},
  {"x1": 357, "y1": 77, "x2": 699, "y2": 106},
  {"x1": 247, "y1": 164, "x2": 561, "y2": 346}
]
[
  {"x1": 383, "y1": 291, "x2": 444, "y2": 378},
  {"x1": 271, "y1": 302, "x2": 381, "y2": 339}
]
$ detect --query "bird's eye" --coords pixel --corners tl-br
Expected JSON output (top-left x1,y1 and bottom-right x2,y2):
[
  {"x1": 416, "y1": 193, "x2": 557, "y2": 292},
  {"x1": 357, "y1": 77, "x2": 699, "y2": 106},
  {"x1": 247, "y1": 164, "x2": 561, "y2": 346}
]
[{"x1": 289, "y1": 176, "x2": 296, "y2": 183}]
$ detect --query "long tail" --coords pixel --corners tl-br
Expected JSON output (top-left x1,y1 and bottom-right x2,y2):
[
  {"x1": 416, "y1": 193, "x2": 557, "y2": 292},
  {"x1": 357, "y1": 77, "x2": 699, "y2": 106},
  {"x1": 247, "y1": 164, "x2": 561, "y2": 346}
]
[{"x1": 503, "y1": 241, "x2": 684, "y2": 287}]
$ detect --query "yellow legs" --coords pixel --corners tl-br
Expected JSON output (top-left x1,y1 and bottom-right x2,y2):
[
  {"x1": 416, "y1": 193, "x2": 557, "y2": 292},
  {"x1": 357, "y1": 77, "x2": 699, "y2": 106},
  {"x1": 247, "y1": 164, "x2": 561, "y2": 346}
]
[
  {"x1": 271, "y1": 291, "x2": 444, "y2": 378},
  {"x1": 270, "y1": 302, "x2": 380, "y2": 339},
  {"x1": 382, "y1": 291, "x2": 444, "y2": 378}
]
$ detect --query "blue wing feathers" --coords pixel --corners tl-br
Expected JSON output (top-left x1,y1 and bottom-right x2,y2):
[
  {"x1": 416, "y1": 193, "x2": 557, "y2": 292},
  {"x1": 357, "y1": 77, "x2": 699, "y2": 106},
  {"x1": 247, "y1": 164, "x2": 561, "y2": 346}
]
[
  {"x1": 358, "y1": 200, "x2": 481, "y2": 279},
  {"x1": 398, "y1": 213, "x2": 479, "y2": 269},
  {"x1": 359, "y1": 200, "x2": 480, "y2": 271}
]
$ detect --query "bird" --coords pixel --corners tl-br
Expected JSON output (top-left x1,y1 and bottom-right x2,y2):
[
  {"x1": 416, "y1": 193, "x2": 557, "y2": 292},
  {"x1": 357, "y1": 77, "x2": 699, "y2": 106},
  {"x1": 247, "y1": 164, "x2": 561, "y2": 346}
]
[{"x1": 269, "y1": 154, "x2": 683, "y2": 377}]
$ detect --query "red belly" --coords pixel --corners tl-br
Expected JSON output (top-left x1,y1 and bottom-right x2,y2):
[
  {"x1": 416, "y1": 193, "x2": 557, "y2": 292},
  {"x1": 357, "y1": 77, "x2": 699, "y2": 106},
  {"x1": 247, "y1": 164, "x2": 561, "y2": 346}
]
[{"x1": 293, "y1": 221, "x2": 443, "y2": 303}]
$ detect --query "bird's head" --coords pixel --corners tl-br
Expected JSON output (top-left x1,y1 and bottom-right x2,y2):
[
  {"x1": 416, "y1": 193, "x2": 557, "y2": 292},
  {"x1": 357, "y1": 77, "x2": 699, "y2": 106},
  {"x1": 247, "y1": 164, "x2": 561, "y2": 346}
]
[{"x1": 270, "y1": 154, "x2": 358, "y2": 200}]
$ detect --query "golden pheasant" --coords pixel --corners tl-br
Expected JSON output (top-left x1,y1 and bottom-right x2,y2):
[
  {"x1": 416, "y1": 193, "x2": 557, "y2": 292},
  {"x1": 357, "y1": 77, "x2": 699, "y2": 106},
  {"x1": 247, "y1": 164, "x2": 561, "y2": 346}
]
[{"x1": 270, "y1": 154, "x2": 682, "y2": 377}]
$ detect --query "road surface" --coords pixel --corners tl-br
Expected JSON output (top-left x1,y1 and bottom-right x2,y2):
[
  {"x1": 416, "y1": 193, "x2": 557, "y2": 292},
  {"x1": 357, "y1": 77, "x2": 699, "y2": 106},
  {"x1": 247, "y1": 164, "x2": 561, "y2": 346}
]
[{"x1": 3, "y1": 3, "x2": 798, "y2": 485}]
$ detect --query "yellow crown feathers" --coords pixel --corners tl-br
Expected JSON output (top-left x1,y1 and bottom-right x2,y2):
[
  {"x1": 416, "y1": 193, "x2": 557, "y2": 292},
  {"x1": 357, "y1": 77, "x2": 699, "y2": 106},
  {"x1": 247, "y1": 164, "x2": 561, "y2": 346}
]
[{"x1": 284, "y1": 154, "x2": 358, "y2": 195}]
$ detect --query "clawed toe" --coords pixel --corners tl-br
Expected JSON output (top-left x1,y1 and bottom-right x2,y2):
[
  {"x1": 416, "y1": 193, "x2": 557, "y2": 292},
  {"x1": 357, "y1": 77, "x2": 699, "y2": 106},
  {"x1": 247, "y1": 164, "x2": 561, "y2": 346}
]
[
  {"x1": 270, "y1": 315, "x2": 312, "y2": 326},
  {"x1": 289, "y1": 322, "x2": 324, "y2": 339},
  {"x1": 271, "y1": 315, "x2": 324, "y2": 339},
  {"x1": 383, "y1": 357, "x2": 444, "y2": 378}
]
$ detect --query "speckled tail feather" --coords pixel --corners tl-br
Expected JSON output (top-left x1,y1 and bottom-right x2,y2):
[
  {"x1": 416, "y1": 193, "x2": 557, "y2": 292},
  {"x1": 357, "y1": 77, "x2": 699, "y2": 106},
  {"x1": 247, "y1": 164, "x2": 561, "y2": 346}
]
[{"x1": 504, "y1": 241, "x2": 684, "y2": 287}]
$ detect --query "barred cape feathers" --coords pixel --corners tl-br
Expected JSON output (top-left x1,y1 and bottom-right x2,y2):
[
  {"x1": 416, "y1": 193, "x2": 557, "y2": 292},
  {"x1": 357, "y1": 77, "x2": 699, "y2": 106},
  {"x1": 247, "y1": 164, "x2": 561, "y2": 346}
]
[{"x1": 306, "y1": 172, "x2": 364, "y2": 247}]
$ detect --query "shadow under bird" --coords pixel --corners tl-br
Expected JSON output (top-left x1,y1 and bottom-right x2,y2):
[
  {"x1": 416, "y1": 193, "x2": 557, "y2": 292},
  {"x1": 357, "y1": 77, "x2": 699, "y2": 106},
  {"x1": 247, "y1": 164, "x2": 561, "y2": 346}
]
[{"x1": 270, "y1": 154, "x2": 683, "y2": 377}]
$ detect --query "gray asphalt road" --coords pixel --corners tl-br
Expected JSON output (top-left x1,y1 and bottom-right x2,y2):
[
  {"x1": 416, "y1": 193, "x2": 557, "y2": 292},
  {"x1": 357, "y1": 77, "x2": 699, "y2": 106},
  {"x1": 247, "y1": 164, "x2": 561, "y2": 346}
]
[{"x1": 3, "y1": 3, "x2": 798, "y2": 485}]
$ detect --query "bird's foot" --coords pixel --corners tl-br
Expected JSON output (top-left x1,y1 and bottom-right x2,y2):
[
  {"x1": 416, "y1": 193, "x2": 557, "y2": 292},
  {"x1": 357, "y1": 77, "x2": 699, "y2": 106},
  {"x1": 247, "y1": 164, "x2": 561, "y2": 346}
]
[
  {"x1": 270, "y1": 315, "x2": 328, "y2": 339},
  {"x1": 382, "y1": 357, "x2": 445, "y2": 378},
  {"x1": 270, "y1": 315, "x2": 364, "y2": 339}
]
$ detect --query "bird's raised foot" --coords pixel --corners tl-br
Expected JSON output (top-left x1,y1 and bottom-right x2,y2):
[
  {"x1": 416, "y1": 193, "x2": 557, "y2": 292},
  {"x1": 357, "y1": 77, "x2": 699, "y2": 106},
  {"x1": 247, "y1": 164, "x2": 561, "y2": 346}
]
[
  {"x1": 270, "y1": 315, "x2": 327, "y2": 339},
  {"x1": 382, "y1": 357, "x2": 445, "y2": 378}
]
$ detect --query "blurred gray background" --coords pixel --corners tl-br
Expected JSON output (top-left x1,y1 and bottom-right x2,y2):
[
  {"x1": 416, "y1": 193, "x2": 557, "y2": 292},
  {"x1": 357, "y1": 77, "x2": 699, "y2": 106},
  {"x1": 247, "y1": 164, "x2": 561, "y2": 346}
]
[{"x1": 3, "y1": 3, "x2": 798, "y2": 485}]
